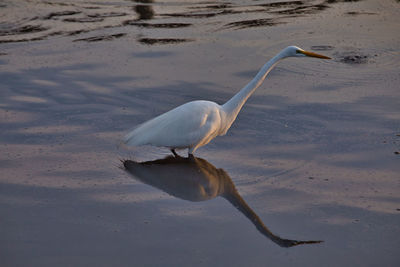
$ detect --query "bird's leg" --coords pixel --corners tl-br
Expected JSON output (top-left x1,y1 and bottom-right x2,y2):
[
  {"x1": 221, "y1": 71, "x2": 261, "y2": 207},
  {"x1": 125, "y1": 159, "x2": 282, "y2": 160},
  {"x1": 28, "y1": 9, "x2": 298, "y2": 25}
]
[
  {"x1": 187, "y1": 147, "x2": 195, "y2": 160},
  {"x1": 171, "y1": 149, "x2": 178, "y2": 157}
]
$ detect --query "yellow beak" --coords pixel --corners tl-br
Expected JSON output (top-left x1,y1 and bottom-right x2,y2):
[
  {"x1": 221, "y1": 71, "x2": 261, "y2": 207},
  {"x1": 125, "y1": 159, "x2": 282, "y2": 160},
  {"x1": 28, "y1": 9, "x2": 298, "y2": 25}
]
[{"x1": 299, "y1": 50, "x2": 331, "y2": 59}]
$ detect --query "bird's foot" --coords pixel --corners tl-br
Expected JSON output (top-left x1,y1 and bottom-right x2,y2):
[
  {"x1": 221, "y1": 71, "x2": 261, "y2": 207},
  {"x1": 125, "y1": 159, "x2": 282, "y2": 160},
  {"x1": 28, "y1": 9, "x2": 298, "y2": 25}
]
[{"x1": 188, "y1": 153, "x2": 195, "y2": 160}]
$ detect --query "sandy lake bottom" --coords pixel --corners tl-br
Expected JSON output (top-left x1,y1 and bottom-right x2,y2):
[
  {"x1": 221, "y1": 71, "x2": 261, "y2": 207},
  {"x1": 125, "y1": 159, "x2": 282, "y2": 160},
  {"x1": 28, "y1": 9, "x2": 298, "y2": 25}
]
[{"x1": 1, "y1": 0, "x2": 399, "y2": 266}]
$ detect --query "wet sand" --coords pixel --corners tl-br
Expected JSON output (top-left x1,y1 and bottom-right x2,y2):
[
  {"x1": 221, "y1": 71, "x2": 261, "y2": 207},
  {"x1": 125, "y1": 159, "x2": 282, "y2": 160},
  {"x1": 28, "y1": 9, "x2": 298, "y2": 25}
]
[{"x1": 1, "y1": 0, "x2": 400, "y2": 266}]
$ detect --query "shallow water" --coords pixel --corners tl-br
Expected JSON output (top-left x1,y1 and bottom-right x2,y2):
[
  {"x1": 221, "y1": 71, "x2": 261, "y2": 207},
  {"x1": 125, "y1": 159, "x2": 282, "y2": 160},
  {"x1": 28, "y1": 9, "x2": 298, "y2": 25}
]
[{"x1": 1, "y1": 0, "x2": 400, "y2": 266}]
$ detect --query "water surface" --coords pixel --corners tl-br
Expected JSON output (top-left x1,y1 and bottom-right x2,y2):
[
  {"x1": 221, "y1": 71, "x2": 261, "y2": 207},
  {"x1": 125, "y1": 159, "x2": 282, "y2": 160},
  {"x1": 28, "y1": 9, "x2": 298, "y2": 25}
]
[{"x1": 1, "y1": 0, "x2": 399, "y2": 266}]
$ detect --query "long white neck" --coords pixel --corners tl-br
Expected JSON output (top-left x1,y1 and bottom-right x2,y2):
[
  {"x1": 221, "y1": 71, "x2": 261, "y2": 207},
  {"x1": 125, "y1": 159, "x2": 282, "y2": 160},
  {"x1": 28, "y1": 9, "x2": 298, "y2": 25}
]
[{"x1": 221, "y1": 52, "x2": 287, "y2": 128}]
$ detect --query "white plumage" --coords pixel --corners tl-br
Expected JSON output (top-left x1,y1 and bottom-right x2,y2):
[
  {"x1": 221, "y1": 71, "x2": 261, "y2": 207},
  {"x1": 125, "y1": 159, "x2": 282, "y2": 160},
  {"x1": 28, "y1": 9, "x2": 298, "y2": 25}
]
[
  {"x1": 124, "y1": 100, "x2": 224, "y2": 153},
  {"x1": 124, "y1": 46, "x2": 330, "y2": 156}
]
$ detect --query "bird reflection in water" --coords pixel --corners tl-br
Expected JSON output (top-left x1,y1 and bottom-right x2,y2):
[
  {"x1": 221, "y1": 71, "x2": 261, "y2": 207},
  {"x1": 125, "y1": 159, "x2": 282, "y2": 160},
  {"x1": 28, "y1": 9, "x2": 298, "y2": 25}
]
[{"x1": 123, "y1": 156, "x2": 322, "y2": 248}]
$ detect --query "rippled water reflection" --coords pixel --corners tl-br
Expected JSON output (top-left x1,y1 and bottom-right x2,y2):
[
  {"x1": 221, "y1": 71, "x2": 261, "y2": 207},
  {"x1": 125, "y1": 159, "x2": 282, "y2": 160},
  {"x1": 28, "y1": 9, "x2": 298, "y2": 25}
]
[{"x1": 0, "y1": 0, "x2": 363, "y2": 44}]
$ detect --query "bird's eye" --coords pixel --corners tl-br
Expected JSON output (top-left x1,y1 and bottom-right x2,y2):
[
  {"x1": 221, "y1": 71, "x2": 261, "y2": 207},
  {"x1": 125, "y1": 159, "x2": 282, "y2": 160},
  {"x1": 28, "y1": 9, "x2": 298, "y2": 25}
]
[{"x1": 296, "y1": 50, "x2": 301, "y2": 54}]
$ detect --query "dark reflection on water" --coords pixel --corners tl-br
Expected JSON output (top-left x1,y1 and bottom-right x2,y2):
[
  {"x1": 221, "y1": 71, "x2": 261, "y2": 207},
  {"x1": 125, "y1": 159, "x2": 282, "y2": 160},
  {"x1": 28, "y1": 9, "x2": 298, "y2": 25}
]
[
  {"x1": 43, "y1": 11, "x2": 81, "y2": 20},
  {"x1": 73, "y1": 33, "x2": 126, "y2": 42},
  {"x1": 123, "y1": 21, "x2": 192, "y2": 28},
  {"x1": 138, "y1": 37, "x2": 193, "y2": 45},
  {"x1": 123, "y1": 156, "x2": 322, "y2": 248},
  {"x1": 134, "y1": 0, "x2": 155, "y2": 20},
  {"x1": 0, "y1": 25, "x2": 49, "y2": 36},
  {"x1": 224, "y1": 18, "x2": 285, "y2": 30},
  {"x1": 0, "y1": 0, "x2": 364, "y2": 44}
]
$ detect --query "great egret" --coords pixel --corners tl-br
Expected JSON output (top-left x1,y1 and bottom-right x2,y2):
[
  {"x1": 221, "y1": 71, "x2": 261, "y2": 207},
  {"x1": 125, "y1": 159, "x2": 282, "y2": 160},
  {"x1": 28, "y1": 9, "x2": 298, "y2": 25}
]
[{"x1": 124, "y1": 46, "x2": 330, "y2": 156}]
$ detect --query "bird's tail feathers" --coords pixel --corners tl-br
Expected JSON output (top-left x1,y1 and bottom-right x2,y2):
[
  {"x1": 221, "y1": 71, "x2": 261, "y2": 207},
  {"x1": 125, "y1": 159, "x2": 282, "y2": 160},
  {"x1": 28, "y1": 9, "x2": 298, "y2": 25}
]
[{"x1": 123, "y1": 119, "x2": 156, "y2": 146}]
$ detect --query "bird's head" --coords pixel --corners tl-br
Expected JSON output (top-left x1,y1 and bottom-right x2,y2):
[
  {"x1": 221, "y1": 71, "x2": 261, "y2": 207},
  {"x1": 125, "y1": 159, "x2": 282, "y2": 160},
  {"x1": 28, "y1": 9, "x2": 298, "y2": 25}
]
[{"x1": 284, "y1": 46, "x2": 331, "y2": 59}]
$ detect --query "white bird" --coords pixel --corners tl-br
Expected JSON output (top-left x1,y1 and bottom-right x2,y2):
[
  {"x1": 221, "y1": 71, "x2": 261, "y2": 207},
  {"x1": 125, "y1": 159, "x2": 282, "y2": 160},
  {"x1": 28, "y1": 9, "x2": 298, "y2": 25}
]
[{"x1": 124, "y1": 46, "x2": 330, "y2": 156}]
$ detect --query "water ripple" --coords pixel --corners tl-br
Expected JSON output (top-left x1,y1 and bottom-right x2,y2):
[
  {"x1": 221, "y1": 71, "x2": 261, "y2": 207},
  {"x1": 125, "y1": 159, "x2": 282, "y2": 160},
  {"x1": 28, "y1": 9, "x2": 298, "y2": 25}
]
[{"x1": 0, "y1": 0, "x2": 360, "y2": 45}]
